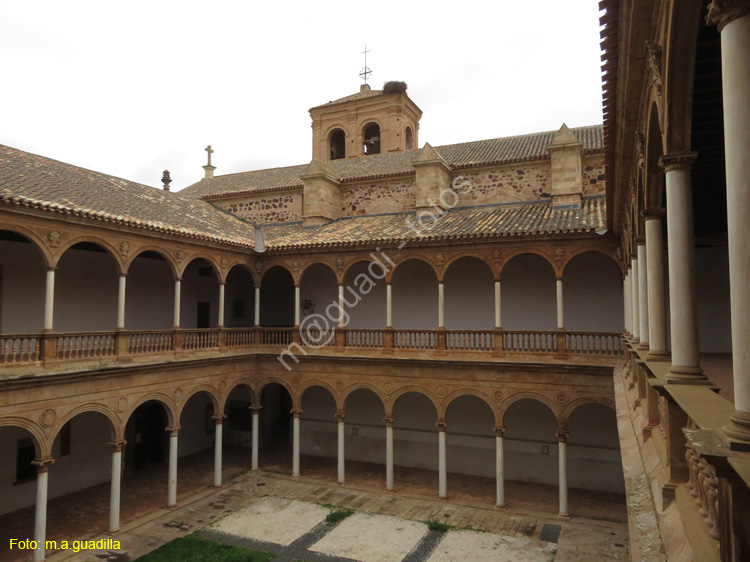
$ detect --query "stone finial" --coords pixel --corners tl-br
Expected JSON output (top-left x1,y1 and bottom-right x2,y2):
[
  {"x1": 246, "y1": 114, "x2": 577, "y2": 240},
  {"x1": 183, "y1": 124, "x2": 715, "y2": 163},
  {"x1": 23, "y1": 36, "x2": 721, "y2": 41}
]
[
  {"x1": 161, "y1": 170, "x2": 172, "y2": 191},
  {"x1": 412, "y1": 142, "x2": 450, "y2": 169},
  {"x1": 203, "y1": 145, "x2": 216, "y2": 179},
  {"x1": 549, "y1": 123, "x2": 580, "y2": 147},
  {"x1": 302, "y1": 158, "x2": 338, "y2": 181}
]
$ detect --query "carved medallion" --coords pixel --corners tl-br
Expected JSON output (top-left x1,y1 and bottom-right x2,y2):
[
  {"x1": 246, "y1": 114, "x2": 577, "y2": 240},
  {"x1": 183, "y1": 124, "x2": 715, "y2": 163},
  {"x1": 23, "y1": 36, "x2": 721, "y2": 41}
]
[
  {"x1": 175, "y1": 249, "x2": 186, "y2": 264},
  {"x1": 173, "y1": 387, "x2": 183, "y2": 403},
  {"x1": 47, "y1": 230, "x2": 61, "y2": 248},
  {"x1": 220, "y1": 256, "x2": 228, "y2": 270},
  {"x1": 492, "y1": 249, "x2": 503, "y2": 265},
  {"x1": 116, "y1": 396, "x2": 128, "y2": 413},
  {"x1": 335, "y1": 381, "x2": 344, "y2": 392},
  {"x1": 383, "y1": 383, "x2": 394, "y2": 395},
  {"x1": 218, "y1": 380, "x2": 227, "y2": 394},
  {"x1": 335, "y1": 256, "x2": 345, "y2": 273},
  {"x1": 119, "y1": 241, "x2": 131, "y2": 258},
  {"x1": 435, "y1": 253, "x2": 445, "y2": 267},
  {"x1": 555, "y1": 392, "x2": 569, "y2": 406},
  {"x1": 255, "y1": 261, "x2": 264, "y2": 275},
  {"x1": 436, "y1": 385, "x2": 447, "y2": 398},
  {"x1": 493, "y1": 390, "x2": 505, "y2": 403},
  {"x1": 40, "y1": 408, "x2": 56, "y2": 428},
  {"x1": 554, "y1": 247, "x2": 565, "y2": 261}
]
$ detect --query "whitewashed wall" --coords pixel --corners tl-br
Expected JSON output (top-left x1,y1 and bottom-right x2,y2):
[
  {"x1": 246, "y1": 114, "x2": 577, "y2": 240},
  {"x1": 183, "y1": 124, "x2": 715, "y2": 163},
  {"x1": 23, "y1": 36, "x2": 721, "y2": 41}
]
[
  {"x1": 501, "y1": 255, "x2": 557, "y2": 330},
  {"x1": 563, "y1": 252, "x2": 623, "y2": 332}
]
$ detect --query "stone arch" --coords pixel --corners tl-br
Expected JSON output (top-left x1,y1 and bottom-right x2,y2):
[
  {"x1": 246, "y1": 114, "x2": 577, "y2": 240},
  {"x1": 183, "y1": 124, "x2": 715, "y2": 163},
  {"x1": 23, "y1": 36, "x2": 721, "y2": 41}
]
[
  {"x1": 388, "y1": 386, "x2": 440, "y2": 419},
  {"x1": 224, "y1": 262, "x2": 260, "y2": 287},
  {"x1": 224, "y1": 378, "x2": 258, "y2": 408},
  {"x1": 388, "y1": 255, "x2": 438, "y2": 283},
  {"x1": 178, "y1": 255, "x2": 222, "y2": 279},
  {"x1": 441, "y1": 389, "x2": 498, "y2": 425},
  {"x1": 442, "y1": 252, "x2": 495, "y2": 280},
  {"x1": 298, "y1": 380, "x2": 340, "y2": 411},
  {"x1": 362, "y1": 121, "x2": 382, "y2": 155},
  {"x1": 327, "y1": 127, "x2": 347, "y2": 161},
  {"x1": 298, "y1": 260, "x2": 338, "y2": 285},
  {"x1": 55, "y1": 236, "x2": 124, "y2": 273},
  {"x1": 177, "y1": 385, "x2": 222, "y2": 419},
  {"x1": 259, "y1": 262, "x2": 294, "y2": 285},
  {"x1": 122, "y1": 393, "x2": 177, "y2": 433},
  {"x1": 124, "y1": 246, "x2": 178, "y2": 277},
  {"x1": 258, "y1": 377, "x2": 296, "y2": 404},
  {"x1": 562, "y1": 396, "x2": 616, "y2": 429},
  {"x1": 52, "y1": 403, "x2": 119, "y2": 443},
  {"x1": 0, "y1": 225, "x2": 53, "y2": 267},
  {"x1": 341, "y1": 383, "x2": 388, "y2": 414},
  {"x1": 498, "y1": 392, "x2": 561, "y2": 428},
  {"x1": 0, "y1": 416, "x2": 47, "y2": 458},
  {"x1": 498, "y1": 251, "x2": 557, "y2": 330},
  {"x1": 560, "y1": 247, "x2": 623, "y2": 276},
  {"x1": 342, "y1": 258, "x2": 389, "y2": 283},
  {"x1": 498, "y1": 249, "x2": 556, "y2": 277}
]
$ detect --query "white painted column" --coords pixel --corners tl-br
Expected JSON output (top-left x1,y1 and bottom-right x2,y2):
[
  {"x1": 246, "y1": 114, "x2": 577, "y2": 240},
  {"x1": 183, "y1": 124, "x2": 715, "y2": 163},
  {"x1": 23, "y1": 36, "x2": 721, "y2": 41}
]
[
  {"x1": 108, "y1": 441, "x2": 125, "y2": 532},
  {"x1": 254, "y1": 286, "x2": 261, "y2": 326},
  {"x1": 660, "y1": 153, "x2": 706, "y2": 381},
  {"x1": 385, "y1": 417, "x2": 394, "y2": 490},
  {"x1": 292, "y1": 409, "x2": 301, "y2": 477},
  {"x1": 637, "y1": 242, "x2": 649, "y2": 348},
  {"x1": 494, "y1": 280, "x2": 502, "y2": 328},
  {"x1": 644, "y1": 212, "x2": 668, "y2": 357},
  {"x1": 338, "y1": 285, "x2": 345, "y2": 327},
  {"x1": 44, "y1": 268, "x2": 55, "y2": 331},
  {"x1": 557, "y1": 432, "x2": 569, "y2": 518},
  {"x1": 623, "y1": 272, "x2": 631, "y2": 334},
  {"x1": 438, "y1": 420, "x2": 447, "y2": 499},
  {"x1": 709, "y1": 4, "x2": 750, "y2": 442},
  {"x1": 555, "y1": 278, "x2": 564, "y2": 329},
  {"x1": 217, "y1": 283, "x2": 225, "y2": 328},
  {"x1": 631, "y1": 257, "x2": 640, "y2": 341},
  {"x1": 33, "y1": 460, "x2": 52, "y2": 562},
  {"x1": 213, "y1": 416, "x2": 224, "y2": 487},
  {"x1": 438, "y1": 282, "x2": 445, "y2": 328},
  {"x1": 495, "y1": 427, "x2": 505, "y2": 507},
  {"x1": 167, "y1": 427, "x2": 178, "y2": 507},
  {"x1": 386, "y1": 283, "x2": 393, "y2": 327},
  {"x1": 336, "y1": 413, "x2": 346, "y2": 484},
  {"x1": 294, "y1": 285, "x2": 301, "y2": 326},
  {"x1": 251, "y1": 406, "x2": 260, "y2": 470},
  {"x1": 117, "y1": 274, "x2": 127, "y2": 329},
  {"x1": 173, "y1": 279, "x2": 181, "y2": 328}
]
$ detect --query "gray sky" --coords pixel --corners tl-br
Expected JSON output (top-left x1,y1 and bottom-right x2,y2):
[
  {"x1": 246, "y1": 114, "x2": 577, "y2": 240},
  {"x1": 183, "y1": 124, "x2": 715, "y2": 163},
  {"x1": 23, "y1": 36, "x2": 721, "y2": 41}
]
[{"x1": 1, "y1": 1, "x2": 603, "y2": 191}]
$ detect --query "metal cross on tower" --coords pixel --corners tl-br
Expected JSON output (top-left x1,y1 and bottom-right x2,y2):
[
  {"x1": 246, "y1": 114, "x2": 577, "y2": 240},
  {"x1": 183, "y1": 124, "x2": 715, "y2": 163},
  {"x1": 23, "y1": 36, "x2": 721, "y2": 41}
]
[{"x1": 359, "y1": 45, "x2": 372, "y2": 85}]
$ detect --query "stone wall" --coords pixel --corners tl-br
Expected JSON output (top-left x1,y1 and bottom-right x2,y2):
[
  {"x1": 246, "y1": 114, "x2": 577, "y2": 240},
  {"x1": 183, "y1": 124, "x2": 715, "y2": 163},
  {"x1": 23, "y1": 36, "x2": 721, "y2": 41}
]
[
  {"x1": 215, "y1": 191, "x2": 302, "y2": 224},
  {"x1": 340, "y1": 178, "x2": 416, "y2": 216},
  {"x1": 454, "y1": 162, "x2": 550, "y2": 206},
  {"x1": 582, "y1": 155, "x2": 607, "y2": 196}
]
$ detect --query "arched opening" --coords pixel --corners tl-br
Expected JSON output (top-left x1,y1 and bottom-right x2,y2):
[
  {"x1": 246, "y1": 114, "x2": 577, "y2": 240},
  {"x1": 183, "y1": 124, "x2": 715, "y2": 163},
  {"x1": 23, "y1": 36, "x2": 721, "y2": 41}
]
[
  {"x1": 56, "y1": 242, "x2": 118, "y2": 331},
  {"x1": 405, "y1": 126, "x2": 414, "y2": 151},
  {"x1": 300, "y1": 263, "x2": 338, "y2": 326},
  {"x1": 125, "y1": 251, "x2": 174, "y2": 330},
  {"x1": 0, "y1": 425, "x2": 40, "y2": 517},
  {"x1": 225, "y1": 384, "x2": 254, "y2": 448},
  {"x1": 343, "y1": 261, "x2": 386, "y2": 329},
  {"x1": 392, "y1": 392, "x2": 438, "y2": 486},
  {"x1": 178, "y1": 391, "x2": 218, "y2": 485},
  {"x1": 124, "y1": 401, "x2": 168, "y2": 473},
  {"x1": 444, "y1": 257, "x2": 494, "y2": 330},
  {"x1": 260, "y1": 267, "x2": 294, "y2": 327},
  {"x1": 343, "y1": 388, "x2": 386, "y2": 485},
  {"x1": 329, "y1": 129, "x2": 346, "y2": 161},
  {"x1": 563, "y1": 253, "x2": 623, "y2": 332},
  {"x1": 258, "y1": 383, "x2": 293, "y2": 470},
  {"x1": 567, "y1": 403, "x2": 624, "y2": 494},
  {"x1": 503, "y1": 398, "x2": 558, "y2": 489},
  {"x1": 299, "y1": 385, "x2": 337, "y2": 478},
  {"x1": 0, "y1": 230, "x2": 46, "y2": 333},
  {"x1": 181, "y1": 258, "x2": 219, "y2": 329},
  {"x1": 392, "y1": 260, "x2": 437, "y2": 329},
  {"x1": 224, "y1": 266, "x2": 255, "y2": 328},
  {"x1": 363, "y1": 123, "x2": 381, "y2": 155},
  {"x1": 501, "y1": 254, "x2": 556, "y2": 330}
]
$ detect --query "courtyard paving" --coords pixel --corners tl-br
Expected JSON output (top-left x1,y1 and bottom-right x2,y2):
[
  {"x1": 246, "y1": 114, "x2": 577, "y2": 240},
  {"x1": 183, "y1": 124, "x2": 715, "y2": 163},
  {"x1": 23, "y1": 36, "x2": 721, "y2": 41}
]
[{"x1": 0, "y1": 446, "x2": 629, "y2": 562}]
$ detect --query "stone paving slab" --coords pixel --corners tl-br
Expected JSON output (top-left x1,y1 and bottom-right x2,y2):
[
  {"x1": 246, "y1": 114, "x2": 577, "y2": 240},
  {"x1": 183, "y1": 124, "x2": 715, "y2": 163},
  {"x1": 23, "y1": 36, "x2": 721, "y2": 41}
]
[{"x1": 427, "y1": 529, "x2": 556, "y2": 562}]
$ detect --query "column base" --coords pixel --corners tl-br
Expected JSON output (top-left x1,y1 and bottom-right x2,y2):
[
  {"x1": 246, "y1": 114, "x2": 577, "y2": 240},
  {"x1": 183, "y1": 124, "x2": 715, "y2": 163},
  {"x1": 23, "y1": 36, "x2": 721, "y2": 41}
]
[
  {"x1": 107, "y1": 528, "x2": 120, "y2": 535},
  {"x1": 646, "y1": 350, "x2": 671, "y2": 362},
  {"x1": 557, "y1": 512, "x2": 570, "y2": 519},
  {"x1": 665, "y1": 366, "x2": 709, "y2": 384},
  {"x1": 723, "y1": 411, "x2": 750, "y2": 451},
  {"x1": 495, "y1": 503, "x2": 506, "y2": 510},
  {"x1": 637, "y1": 342, "x2": 650, "y2": 351},
  {"x1": 438, "y1": 495, "x2": 447, "y2": 501},
  {"x1": 337, "y1": 480, "x2": 345, "y2": 486}
]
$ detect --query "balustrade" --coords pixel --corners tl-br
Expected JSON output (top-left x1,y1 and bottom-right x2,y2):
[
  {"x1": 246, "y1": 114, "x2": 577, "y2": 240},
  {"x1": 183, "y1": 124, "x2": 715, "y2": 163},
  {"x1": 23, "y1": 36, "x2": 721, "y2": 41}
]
[
  {"x1": 57, "y1": 333, "x2": 115, "y2": 360},
  {"x1": 393, "y1": 330, "x2": 437, "y2": 350},
  {"x1": 0, "y1": 335, "x2": 39, "y2": 364}
]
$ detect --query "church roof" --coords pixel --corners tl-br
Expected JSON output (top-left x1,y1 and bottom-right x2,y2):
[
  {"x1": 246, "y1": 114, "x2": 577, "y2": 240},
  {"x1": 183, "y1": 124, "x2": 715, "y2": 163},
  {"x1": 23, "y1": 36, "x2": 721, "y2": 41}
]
[
  {"x1": 0, "y1": 144, "x2": 256, "y2": 248},
  {"x1": 262, "y1": 196, "x2": 607, "y2": 250},
  {"x1": 181, "y1": 125, "x2": 603, "y2": 200},
  {"x1": 309, "y1": 87, "x2": 385, "y2": 110}
]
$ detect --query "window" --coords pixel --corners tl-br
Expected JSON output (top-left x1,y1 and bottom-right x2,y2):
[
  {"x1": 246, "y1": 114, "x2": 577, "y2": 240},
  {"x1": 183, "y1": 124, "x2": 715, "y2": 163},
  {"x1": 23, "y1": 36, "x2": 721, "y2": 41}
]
[
  {"x1": 405, "y1": 126, "x2": 414, "y2": 151},
  {"x1": 363, "y1": 123, "x2": 381, "y2": 155},
  {"x1": 329, "y1": 129, "x2": 346, "y2": 160}
]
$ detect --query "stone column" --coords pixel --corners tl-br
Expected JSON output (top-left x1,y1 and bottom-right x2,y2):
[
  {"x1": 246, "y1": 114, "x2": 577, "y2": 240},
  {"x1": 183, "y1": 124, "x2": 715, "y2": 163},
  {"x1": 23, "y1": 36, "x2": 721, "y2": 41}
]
[
  {"x1": 637, "y1": 241, "x2": 649, "y2": 349},
  {"x1": 660, "y1": 153, "x2": 706, "y2": 382},
  {"x1": 213, "y1": 414, "x2": 225, "y2": 487},
  {"x1": 166, "y1": 426, "x2": 179, "y2": 507},
  {"x1": 438, "y1": 282, "x2": 445, "y2": 328},
  {"x1": 437, "y1": 419, "x2": 447, "y2": 499},
  {"x1": 555, "y1": 278, "x2": 564, "y2": 329},
  {"x1": 644, "y1": 210, "x2": 669, "y2": 358},
  {"x1": 385, "y1": 416, "x2": 394, "y2": 491},
  {"x1": 336, "y1": 412, "x2": 346, "y2": 484},
  {"x1": 33, "y1": 458, "x2": 54, "y2": 562},
  {"x1": 250, "y1": 406, "x2": 261, "y2": 470},
  {"x1": 494, "y1": 280, "x2": 502, "y2": 328},
  {"x1": 173, "y1": 279, "x2": 181, "y2": 328},
  {"x1": 386, "y1": 283, "x2": 393, "y2": 327},
  {"x1": 708, "y1": 0, "x2": 750, "y2": 443},
  {"x1": 254, "y1": 286, "x2": 261, "y2": 326},
  {"x1": 495, "y1": 426, "x2": 505, "y2": 507},
  {"x1": 624, "y1": 269, "x2": 632, "y2": 335},
  {"x1": 338, "y1": 285, "x2": 345, "y2": 327},
  {"x1": 631, "y1": 257, "x2": 640, "y2": 341},
  {"x1": 218, "y1": 283, "x2": 225, "y2": 328},
  {"x1": 557, "y1": 431, "x2": 569, "y2": 518},
  {"x1": 291, "y1": 408, "x2": 302, "y2": 477},
  {"x1": 44, "y1": 268, "x2": 55, "y2": 331},
  {"x1": 117, "y1": 274, "x2": 127, "y2": 329},
  {"x1": 294, "y1": 285, "x2": 301, "y2": 326},
  {"x1": 108, "y1": 440, "x2": 126, "y2": 533}
]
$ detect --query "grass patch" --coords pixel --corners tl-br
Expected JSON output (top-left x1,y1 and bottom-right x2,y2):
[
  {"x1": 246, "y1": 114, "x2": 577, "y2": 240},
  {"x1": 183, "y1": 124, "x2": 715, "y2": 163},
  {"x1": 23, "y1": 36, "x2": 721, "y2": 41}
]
[
  {"x1": 135, "y1": 534, "x2": 273, "y2": 562},
  {"x1": 427, "y1": 519, "x2": 451, "y2": 533},
  {"x1": 325, "y1": 507, "x2": 355, "y2": 525}
]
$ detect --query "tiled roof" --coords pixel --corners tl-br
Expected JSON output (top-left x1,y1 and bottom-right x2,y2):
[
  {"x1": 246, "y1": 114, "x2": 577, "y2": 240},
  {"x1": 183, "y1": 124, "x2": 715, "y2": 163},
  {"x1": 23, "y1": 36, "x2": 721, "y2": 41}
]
[
  {"x1": 181, "y1": 125, "x2": 604, "y2": 200},
  {"x1": 262, "y1": 196, "x2": 607, "y2": 250},
  {"x1": 309, "y1": 88, "x2": 384, "y2": 110},
  {"x1": 0, "y1": 144, "x2": 256, "y2": 248}
]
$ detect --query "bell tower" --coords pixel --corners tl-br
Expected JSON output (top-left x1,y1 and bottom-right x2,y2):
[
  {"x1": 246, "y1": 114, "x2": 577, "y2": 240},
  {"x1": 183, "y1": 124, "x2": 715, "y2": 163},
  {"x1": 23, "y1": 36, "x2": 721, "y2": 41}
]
[{"x1": 309, "y1": 81, "x2": 423, "y2": 162}]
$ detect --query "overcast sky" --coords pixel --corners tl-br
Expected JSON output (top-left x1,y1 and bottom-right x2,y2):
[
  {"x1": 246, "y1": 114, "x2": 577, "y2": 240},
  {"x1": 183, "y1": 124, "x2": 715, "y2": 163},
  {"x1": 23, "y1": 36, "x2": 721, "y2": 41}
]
[{"x1": 1, "y1": 1, "x2": 604, "y2": 191}]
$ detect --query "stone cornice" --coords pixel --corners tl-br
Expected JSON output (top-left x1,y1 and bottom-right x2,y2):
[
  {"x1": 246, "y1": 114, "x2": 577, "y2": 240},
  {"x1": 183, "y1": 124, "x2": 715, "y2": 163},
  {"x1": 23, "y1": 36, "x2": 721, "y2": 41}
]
[{"x1": 707, "y1": 0, "x2": 750, "y2": 31}]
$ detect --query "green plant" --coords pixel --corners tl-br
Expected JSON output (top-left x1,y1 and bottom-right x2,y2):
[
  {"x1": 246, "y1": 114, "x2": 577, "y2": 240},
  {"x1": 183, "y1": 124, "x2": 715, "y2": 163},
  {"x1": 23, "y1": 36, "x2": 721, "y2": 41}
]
[
  {"x1": 135, "y1": 534, "x2": 273, "y2": 562},
  {"x1": 325, "y1": 507, "x2": 354, "y2": 524},
  {"x1": 427, "y1": 519, "x2": 451, "y2": 533}
]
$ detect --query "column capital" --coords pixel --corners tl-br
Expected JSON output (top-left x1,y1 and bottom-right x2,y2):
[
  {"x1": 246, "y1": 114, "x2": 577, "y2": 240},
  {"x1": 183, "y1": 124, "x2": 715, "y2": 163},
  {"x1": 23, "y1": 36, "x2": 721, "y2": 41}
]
[
  {"x1": 46, "y1": 267, "x2": 58, "y2": 272},
  {"x1": 494, "y1": 426, "x2": 505, "y2": 438},
  {"x1": 556, "y1": 431, "x2": 568, "y2": 443},
  {"x1": 436, "y1": 419, "x2": 448, "y2": 431},
  {"x1": 249, "y1": 404, "x2": 263, "y2": 412},
  {"x1": 173, "y1": 277, "x2": 183, "y2": 283},
  {"x1": 165, "y1": 425, "x2": 180, "y2": 436},
  {"x1": 118, "y1": 272, "x2": 129, "y2": 278},
  {"x1": 707, "y1": 0, "x2": 750, "y2": 31},
  {"x1": 642, "y1": 208, "x2": 666, "y2": 220},
  {"x1": 659, "y1": 152, "x2": 698, "y2": 172},
  {"x1": 635, "y1": 237, "x2": 646, "y2": 246},
  {"x1": 383, "y1": 416, "x2": 395, "y2": 426},
  {"x1": 212, "y1": 413, "x2": 227, "y2": 424},
  {"x1": 290, "y1": 408, "x2": 303, "y2": 418},
  {"x1": 335, "y1": 411, "x2": 347, "y2": 422},
  {"x1": 32, "y1": 457, "x2": 55, "y2": 473},
  {"x1": 107, "y1": 439, "x2": 127, "y2": 452}
]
